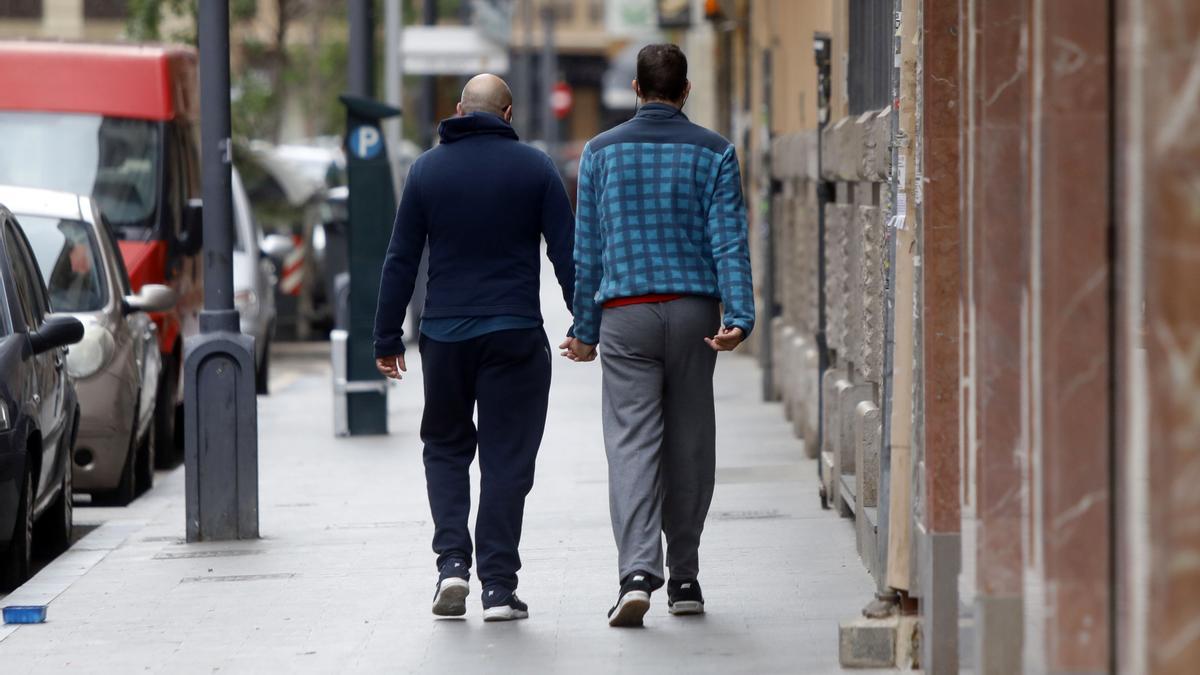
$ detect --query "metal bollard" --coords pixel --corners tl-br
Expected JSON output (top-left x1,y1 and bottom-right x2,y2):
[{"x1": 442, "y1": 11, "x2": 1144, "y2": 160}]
[
  {"x1": 331, "y1": 329, "x2": 349, "y2": 436},
  {"x1": 331, "y1": 329, "x2": 388, "y2": 438}
]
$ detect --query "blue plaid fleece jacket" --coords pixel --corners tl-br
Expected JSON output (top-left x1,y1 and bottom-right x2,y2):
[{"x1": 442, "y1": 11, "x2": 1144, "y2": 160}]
[{"x1": 572, "y1": 103, "x2": 755, "y2": 345}]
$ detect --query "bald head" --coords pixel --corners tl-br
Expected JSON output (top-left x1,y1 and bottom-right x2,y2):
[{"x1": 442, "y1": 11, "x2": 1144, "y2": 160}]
[{"x1": 458, "y1": 74, "x2": 513, "y2": 118}]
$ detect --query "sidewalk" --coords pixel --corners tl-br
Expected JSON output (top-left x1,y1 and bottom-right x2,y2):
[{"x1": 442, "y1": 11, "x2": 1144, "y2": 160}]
[{"x1": 0, "y1": 283, "x2": 879, "y2": 673}]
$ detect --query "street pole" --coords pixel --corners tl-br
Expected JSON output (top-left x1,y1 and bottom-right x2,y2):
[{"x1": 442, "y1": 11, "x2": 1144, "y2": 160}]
[
  {"x1": 337, "y1": 0, "x2": 392, "y2": 436},
  {"x1": 517, "y1": 0, "x2": 533, "y2": 138},
  {"x1": 420, "y1": 0, "x2": 438, "y2": 150},
  {"x1": 349, "y1": 0, "x2": 374, "y2": 97},
  {"x1": 540, "y1": 3, "x2": 557, "y2": 153},
  {"x1": 384, "y1": 0, "x2": 404, "y2": 161},
  {"x1": 185, "y1": 0, "x2": 258, "y2": 541}
]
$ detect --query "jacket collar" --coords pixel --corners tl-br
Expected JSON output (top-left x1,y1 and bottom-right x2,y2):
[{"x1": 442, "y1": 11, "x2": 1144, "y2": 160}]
[
  {"x1": 437, "y1": 112, "x2": 519, "y2": 144},
  {"x1": 635, "y1": 102, "x2": 688, "y2": 121}
]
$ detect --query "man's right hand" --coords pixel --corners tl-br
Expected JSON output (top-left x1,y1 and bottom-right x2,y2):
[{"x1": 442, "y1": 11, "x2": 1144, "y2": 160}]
[
  {"x1": 558, "y1": 338, "x2": 597, "y2": 362},
  {"x1": 376, "y1": 354, "x2": 407, "y2": 380}
]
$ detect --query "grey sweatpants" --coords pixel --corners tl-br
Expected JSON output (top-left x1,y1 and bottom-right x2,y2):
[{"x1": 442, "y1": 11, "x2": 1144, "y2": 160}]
[{"x1": 599, "y1": 296, "x2": 721, "y2": 585}]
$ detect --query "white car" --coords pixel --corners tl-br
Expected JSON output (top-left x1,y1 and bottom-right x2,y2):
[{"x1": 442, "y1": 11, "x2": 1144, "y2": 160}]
[{"x1": 231, "y1": 168, "x2": 291, "y2": 394}]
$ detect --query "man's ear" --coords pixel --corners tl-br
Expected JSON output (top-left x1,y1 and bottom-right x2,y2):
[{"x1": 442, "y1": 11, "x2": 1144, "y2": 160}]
[
  {"x1": 503, "y1": 105, "x2": 513, "y2": 123},
  {"x1": 456, "y1": 102, "x2": 465, "y2": 116},
  {"x1": 632, "y1": 79, "x2": 640, "y2": 99}
]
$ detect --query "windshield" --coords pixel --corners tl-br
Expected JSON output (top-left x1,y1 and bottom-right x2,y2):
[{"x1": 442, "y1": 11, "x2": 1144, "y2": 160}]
[
  {"x1": 19, "y1": 215, "x2": 108, "y2": 313},
  {"x1": 0, "y1": 112, "x2": 160, "y2": 232}
]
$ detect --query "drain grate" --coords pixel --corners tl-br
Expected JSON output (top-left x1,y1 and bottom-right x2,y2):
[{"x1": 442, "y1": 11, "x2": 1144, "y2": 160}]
[
  {"x1": 711, "y1": 509, "x2": 786, "y2": 521},
  {"x1": 154, "y1": 549, "x2": 262, "y2": 560}
]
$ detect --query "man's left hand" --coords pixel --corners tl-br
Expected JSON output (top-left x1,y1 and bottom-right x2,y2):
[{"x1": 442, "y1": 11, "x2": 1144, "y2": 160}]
[{"x1": 705, "y1": 326, "x2": 745, "y2": 352}]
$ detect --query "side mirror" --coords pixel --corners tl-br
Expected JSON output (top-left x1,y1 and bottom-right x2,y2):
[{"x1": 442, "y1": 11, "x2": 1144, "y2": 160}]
[
  {"x1": 260, "y1": 233, "x2": 295, "y2": 260},
  {"x1": 124, "y1": 283, "x2": 177, "y2": 314},
  {"x1": 178, "y1": 198, "x2": 204, "y2": 255},
  {"x1": 29, "y1": 315, "x2": 84, "y2": 355}
]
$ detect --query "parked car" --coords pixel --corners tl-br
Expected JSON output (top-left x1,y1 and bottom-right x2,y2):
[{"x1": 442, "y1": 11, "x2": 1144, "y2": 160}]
[
  {"x1": 0, "y1": 42, "x2": 206, "y2": 469},
  {"x1": 0, "y1": 187, "x2": 175, "y2": 506},
  {"x1": 0, "y1": 204, "x2": 83, "y2": 591},
  {"x1": 236, "y1": 144, "x2": 328, "y2": 340},
  {"x1": 231, "y1": 169, "x2": 290, "y2": 394}
]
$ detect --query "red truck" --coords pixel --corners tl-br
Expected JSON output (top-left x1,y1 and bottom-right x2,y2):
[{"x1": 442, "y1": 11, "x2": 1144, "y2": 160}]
[{"x1": 0, "y1": 42, "x2": 204, "y2": 464}]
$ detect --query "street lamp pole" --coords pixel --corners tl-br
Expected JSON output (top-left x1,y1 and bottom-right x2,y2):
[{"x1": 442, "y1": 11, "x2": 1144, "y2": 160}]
[
  {"x1": 349, "y1": 0, "x2": 375, "y2": 98},
  {"x1": 540, "y1": 4, "x2": 557, "y2": 153},
  {"x1": 185, "y1": 0, "x2": 259, "y2": 541}
]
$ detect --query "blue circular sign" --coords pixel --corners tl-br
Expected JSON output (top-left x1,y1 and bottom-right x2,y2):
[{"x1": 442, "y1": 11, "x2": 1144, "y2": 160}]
[{"x1": 348, "y1": 125, "x2": 383, "y2": 160}]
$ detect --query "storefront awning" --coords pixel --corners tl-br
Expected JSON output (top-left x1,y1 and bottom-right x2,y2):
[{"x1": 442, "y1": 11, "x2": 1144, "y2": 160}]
[{"x1": 400, "y1": 26, "x2": 509, "y2": 76}]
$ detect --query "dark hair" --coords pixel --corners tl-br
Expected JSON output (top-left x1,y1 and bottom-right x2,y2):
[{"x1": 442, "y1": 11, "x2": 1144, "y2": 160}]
[{"x1": 636, "y1": 44, "x2": 688, "y2": 102}]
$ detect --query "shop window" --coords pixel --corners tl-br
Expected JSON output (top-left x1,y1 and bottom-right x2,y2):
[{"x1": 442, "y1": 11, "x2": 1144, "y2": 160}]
[
  {"x1": 0, "y1": 0, "x2": 41, "y2": 19},
  {"x1": 84, "y1": 0, "x2": 127, "y2": 19}
]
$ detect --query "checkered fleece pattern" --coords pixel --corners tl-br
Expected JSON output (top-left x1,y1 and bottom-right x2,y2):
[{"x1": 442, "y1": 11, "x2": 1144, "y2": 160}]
[{"x1": 572, "y1": 141, "x2": 755, "y2": 345}]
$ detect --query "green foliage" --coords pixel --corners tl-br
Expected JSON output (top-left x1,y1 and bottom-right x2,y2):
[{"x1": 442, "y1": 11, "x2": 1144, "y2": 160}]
[
  {"x1": 123, "y1": 0, "x2": 362, "y2": 141},
  {"x1": 285, "y1": 38, "x2": 350, "y2": 138}
]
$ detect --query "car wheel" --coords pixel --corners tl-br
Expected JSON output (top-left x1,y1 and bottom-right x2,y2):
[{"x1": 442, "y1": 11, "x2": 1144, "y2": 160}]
[
  {"x1": 37, "y1": 449, "x2": 73, "y2": 555},
  {"x1": 96, "y1": 424, "x2": 138, "y2": 507},
  {"x1": 154, "y1": 350, "x2": 181, "y2": 469},
  {"x1": 0, "y1": 466, "x2": 34, "y2": 592},
  {"x1": 256, "y1": 337, "x2": 271, "y2": 395},
  {"x1": 135, "y1": 414, "x2": 156, "y2": 494}
]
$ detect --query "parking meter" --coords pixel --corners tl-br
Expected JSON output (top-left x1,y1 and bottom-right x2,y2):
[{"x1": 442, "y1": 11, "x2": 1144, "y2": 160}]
[{"x1": 333, "y1": 95, "x2": 401, "y2": 436}]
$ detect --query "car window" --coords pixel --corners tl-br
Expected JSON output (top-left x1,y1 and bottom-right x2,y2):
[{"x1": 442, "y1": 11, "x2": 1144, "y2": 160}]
[
  {"x1": 165, "y1": 126, "x2": 186, "y2": 242},
  {"x1": 19, "y1": 216, "x2": 107, "y2": 313},
  {"x1": 0, "y1": 112, "x2": 162, "y2": 234},
  {"x1": 4, "y1": 221, "x2": 44, "y2": 329},
  {"x1": 0, "y1": 219, "x2": 12, "y2": 335},
  {"x1": 98, "y1": 214, "x2": 133, "y2": 296}
]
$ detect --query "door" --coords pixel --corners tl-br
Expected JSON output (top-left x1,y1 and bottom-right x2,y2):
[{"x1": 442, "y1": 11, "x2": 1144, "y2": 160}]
[
  {"x1": 100, "y1": 212, "x2": 158, "y2": 437},
  {"x1": 3, "y1": 220, "x2": 67, "y2": 498}
]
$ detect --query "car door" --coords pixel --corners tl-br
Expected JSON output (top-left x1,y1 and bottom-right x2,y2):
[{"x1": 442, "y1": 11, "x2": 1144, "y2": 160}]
[
  {"x1": 3, "y1": 220, "x2": 66, "y2": 495},
  {"x1": 99, "y1": 213, "x2": 159, "y2": 436}
]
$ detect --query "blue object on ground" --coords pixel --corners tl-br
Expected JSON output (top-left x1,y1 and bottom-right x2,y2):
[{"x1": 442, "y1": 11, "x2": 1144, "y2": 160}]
[{"x1": 3, "y1": 605, "x2": 47, "y2": 624}]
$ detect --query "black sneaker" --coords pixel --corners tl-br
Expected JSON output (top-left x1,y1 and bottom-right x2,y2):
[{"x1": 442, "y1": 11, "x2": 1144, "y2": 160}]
[
  {"x1": 482, "y1": 587, "x2": 529, "y2": 622},
  {"x1": 432, "y1": 558, "x2": 470, "y2": 617},
  {"x1": 667, "y1": 578, "x2": 705, "y2": 616},
  {"x1": 607, "y1": 572, "x2": 653, "y2": 627}
]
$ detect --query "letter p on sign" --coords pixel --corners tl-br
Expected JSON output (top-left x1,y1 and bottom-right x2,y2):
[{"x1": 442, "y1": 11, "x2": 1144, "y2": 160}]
[{"x1": 349, "y1": 125, "x2": 383, "y2": 160}]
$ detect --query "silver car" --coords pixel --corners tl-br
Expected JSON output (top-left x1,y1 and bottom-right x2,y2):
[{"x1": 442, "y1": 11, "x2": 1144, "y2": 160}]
[
  {"x1": 232, "y1": 168, "x2": 290, "y2": 393},
  {"x1": 0, "y1": 186, "x2": 175, "y2": 505}
]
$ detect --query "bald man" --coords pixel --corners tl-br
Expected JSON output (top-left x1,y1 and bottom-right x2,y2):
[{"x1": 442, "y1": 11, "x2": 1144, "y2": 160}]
[{"x1": 374, "y1": 74, "x2": 576, "y2": 621}]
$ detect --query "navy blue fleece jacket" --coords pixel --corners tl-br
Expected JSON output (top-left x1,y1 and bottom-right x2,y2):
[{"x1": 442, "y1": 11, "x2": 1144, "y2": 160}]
[{"x1": 373, "y1": 112, "x2": 576, "y2": 357}]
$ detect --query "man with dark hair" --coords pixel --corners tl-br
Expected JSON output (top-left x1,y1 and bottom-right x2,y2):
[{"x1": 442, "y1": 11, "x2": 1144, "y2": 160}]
[
  {"x1": 375, "y1": 73, "x2": 576, "y2": 622},
  {"x1": 560, "y1": 44, "x2": 754, "y2": 627}
]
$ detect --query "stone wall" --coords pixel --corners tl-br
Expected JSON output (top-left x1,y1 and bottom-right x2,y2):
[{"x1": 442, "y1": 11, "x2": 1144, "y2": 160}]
[{"x1": 769, "y1": 106, "x2": 892, "y2": 590}]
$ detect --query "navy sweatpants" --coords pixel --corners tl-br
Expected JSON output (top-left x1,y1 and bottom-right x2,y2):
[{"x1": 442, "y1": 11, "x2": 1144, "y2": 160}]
[{"x1": 419, "y1": 327, "x2": 552, "y2": 593}]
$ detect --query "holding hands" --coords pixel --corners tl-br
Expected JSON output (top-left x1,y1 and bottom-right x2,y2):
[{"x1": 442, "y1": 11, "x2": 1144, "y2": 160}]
[{"x1": 559, "y1": 337, "x2": 597, "y2": 362}]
